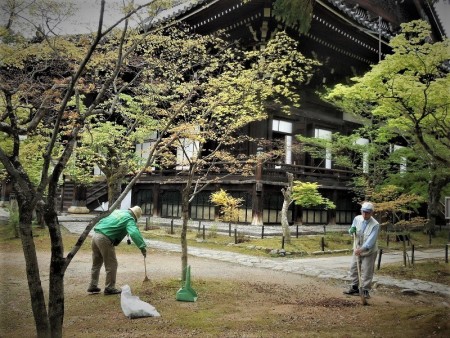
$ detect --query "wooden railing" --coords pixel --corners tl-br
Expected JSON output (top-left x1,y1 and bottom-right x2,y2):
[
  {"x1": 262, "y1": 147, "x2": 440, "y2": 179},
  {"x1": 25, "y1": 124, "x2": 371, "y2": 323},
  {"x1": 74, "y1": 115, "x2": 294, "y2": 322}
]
[
  {"x1": 262, "y1": 162, "x2": 353, "y2": 183},
  {"x1": 138, "y1": 161, "x2": 354, "y2": 185}
]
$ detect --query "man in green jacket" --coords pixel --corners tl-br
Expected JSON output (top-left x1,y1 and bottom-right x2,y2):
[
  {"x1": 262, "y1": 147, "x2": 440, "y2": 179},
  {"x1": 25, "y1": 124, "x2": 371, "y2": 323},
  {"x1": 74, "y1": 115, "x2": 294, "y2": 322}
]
[{"x1": 87, "y1": 206, "x2": 147, "y2": 295}]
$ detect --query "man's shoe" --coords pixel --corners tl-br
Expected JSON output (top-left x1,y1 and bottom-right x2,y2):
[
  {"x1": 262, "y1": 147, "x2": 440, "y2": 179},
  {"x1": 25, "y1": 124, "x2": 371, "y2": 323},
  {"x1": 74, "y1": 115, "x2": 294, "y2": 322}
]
[
  {"x1": 87, "y1": 286, "x2": 101, "y2": 293},
  {"x1": 104, "y1": 287, "x2": 122, "y2": 295},
  {"x1": 343, "y1": 285, "x2": 359, "y2": 295},
  {"x1": 363, "y1": 290, "x2": 371, "y2": 299}
]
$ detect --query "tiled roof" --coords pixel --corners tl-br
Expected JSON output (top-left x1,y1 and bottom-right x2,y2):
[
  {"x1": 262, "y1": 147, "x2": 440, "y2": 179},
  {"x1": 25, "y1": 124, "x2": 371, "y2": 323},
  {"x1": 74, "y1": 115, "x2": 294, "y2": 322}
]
[{"x1": 144, "y1": 0, "x2": 211, "y2": 27}]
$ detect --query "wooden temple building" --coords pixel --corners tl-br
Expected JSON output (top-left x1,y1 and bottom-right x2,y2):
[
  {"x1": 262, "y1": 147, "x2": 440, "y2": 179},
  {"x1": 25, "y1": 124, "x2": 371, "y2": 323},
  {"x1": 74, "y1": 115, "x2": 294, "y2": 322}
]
[{"x1": 56, "y1": 0, "x2": 446, "y2": 225}]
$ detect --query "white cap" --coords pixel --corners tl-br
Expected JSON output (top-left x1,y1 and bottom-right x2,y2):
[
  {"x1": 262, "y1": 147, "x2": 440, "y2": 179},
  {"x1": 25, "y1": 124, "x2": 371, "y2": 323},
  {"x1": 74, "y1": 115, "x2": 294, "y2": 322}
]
[
  {"x1": 361, "y1": 202, "x2": 374, "y2": 212},
  {"x1": 129, "y1": 206, "x2": 142, "y2": 220}
]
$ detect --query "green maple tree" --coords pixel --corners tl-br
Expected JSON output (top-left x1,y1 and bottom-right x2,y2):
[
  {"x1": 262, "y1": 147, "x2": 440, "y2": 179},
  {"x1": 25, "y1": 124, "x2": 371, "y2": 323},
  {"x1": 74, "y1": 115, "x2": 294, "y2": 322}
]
[{"x1": 324, "y1": 20, "x2": 450, "y2": 231}]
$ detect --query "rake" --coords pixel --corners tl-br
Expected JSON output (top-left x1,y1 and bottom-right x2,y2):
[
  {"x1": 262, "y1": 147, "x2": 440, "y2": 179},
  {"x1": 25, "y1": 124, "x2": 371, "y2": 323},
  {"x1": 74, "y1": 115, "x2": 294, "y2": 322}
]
[
  {"x1": 354, "y1": 233, "x2": 367, "y2": 305},
  {"x1": 143, "y1": 256, "x2": 150, "y2": 283}
]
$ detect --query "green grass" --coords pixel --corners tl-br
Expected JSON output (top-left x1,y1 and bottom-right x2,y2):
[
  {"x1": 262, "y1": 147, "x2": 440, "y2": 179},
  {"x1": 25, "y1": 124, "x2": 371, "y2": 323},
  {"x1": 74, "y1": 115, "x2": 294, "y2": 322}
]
[
  {"x1": 142, "y1": 227, "x2": 354, "y2": 257},
  {"x1": 377, "y1": 259, "x2": 450, "y2": 285},
  {"x1": 377, "y1": 230, "x2": 449, "y2": 250}
]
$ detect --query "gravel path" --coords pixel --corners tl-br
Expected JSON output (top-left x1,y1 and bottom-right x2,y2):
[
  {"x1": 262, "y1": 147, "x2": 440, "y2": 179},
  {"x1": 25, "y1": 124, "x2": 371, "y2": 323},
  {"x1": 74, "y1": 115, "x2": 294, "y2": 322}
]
[
  {"x1": 58, "y1": 214, "x2": 450, "y2": 297},
  {"x1": 1, "y1": 208, "x2": 449, "y2": 297}
]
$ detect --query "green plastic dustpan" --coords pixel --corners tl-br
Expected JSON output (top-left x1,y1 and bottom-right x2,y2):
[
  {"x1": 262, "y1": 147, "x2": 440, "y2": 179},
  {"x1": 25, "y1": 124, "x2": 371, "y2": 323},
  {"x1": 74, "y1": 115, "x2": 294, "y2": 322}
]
[{"x1": 176, "y1": 265, "x2": 198, "y2": 302}]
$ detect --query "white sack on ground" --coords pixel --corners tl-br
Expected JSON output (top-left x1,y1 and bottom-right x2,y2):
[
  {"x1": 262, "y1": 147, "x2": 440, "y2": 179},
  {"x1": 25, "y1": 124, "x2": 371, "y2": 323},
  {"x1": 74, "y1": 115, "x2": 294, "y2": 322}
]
[{"x1": 120, "y1": 284, "x2": 161, "y2": 319}]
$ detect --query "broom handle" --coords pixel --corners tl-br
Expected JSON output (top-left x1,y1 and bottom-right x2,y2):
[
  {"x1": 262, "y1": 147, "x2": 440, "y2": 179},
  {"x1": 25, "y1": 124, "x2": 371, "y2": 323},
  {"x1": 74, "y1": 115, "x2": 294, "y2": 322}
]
[
  {"x1": 353, "y1": 233, "x2": 362, "y2": 285},
  {"x1": 144, "y1": 256, "x2": 147, "y2": 276},
  {"x1": 354, "y1": 232, "x2": 367, "y2": 304}
]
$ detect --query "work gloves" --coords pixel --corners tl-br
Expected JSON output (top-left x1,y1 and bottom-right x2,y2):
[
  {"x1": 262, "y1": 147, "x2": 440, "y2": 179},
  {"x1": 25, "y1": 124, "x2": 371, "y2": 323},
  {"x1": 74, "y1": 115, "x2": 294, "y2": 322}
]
[
  {"x1": 141, "y1": 248, "x2": 147, "y2": 258},
  {"x1": 349, "y1": 226, "x2": 356, "y2": 234}
]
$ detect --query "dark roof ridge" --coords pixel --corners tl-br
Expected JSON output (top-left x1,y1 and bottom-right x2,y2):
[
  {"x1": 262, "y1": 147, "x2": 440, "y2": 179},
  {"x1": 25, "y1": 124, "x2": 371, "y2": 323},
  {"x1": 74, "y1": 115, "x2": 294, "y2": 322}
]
[{"x1": 144, "y1": 0, "x2": 214, "y2": 28}]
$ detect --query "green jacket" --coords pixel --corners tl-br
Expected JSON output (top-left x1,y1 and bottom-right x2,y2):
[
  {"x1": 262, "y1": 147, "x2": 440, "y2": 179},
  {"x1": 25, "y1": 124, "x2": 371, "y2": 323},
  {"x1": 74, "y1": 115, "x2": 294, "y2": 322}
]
[{"x1": 94, "y1": 210, "x2": 146, "y2": 249}]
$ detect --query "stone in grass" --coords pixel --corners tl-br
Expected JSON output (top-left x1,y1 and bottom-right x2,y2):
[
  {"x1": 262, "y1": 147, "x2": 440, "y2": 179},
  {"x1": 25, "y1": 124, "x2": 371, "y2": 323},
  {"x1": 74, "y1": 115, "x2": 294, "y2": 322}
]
[{"x1": 401, "y1": 289, "x2": 421, "y2": 295}]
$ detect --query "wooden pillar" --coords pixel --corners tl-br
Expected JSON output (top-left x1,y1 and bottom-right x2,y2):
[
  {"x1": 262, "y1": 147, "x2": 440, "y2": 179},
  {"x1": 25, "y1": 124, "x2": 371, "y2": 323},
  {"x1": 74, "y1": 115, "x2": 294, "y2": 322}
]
[
  {"x1": 251, "y1": 150, "x2": 264, "y2": 225},
  {"x1": 327, "y1": 190, "x2": 338, "y2": 225},
  {"x1": 327, "y1": 209, "x2": 336, "y2": 225},
  {"x1": 214, "y1": 205, "x2": 220, "y2": 222},
  {"x1": 294, "y1": 204, "x2": 303, "y2": 225},
  {"x1": 251, "y1": 184, "x2": 263, "y2": 225},
  {"x1": 152, "y1": 184, "x2": 160, "y2": 217}
]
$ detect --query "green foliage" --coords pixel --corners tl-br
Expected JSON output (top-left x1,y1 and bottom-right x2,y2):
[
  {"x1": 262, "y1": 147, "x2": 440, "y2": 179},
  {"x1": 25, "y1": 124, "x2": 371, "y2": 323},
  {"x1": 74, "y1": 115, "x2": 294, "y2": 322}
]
[
  {"x1": 272, "y1": 0, "x2": 314, "y2": 34},
  {"x1": 21, "y1": 135, "x2": 56, "y2": 185},
  {"x1": 325, "y1": 20, "x2": 449, "y2": 168},
  {"x1": 298, "y1": 127, "x2": 428, "y2": 202},
  {"x1": 0, "y1": 25, "x2": 25, "y2": 44},
  {"x1": 291, "y1": 181, "x2": 335, "y2": 209},
  {"x1": 1, "y1": 8, "x2": 319, "y2": 212},
  {"x1": 319, "y1": 20, "x2": 449, "y2": 215},
  {"x1": 134, "y1": 28, "x2": 319, "y2": 207},
  {"x1": 1, "y1": 35, "x2": 83, "y2": 68},
  {"x1": 370, "y1": 184, "x2": 425, "y2": 226}
]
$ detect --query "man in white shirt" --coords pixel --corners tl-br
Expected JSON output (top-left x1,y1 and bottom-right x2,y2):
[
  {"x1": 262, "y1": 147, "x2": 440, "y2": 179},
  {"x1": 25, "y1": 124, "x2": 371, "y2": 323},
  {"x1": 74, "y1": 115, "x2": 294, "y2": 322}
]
[{"x1": 343, "y1": 202, "x2": 380, "y2": 298}]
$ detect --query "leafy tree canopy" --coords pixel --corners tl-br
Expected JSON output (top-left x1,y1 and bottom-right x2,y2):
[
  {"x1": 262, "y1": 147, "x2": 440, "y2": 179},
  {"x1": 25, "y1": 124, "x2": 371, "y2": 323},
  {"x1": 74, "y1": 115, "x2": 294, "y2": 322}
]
[
  {"x1": 272, "y1": 0, "x2": 314, "y2": 34},
  {"x1": 325, "y1": 20, "x2": 449, "y2": 168},
  {"x1": 291, "y1": 181, "x2": 335, "y2": 209},
  {"x1": 321, "y1": 19, "x2": 449, "y2": 226},
  {"x1": 210, "y1": 189, "x2": 243, "y2": 222}
]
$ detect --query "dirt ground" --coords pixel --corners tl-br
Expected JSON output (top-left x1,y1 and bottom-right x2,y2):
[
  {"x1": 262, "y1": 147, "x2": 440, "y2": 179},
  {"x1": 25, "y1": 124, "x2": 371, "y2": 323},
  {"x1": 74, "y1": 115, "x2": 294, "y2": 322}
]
[{"x1": 1, "y1": 245, "x2": 449, "y2": 337}]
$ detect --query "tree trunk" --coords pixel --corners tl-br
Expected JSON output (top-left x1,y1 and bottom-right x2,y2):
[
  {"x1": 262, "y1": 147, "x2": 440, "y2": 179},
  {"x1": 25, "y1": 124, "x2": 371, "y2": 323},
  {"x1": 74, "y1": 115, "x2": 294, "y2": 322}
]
[
  {"x1": 0, "y1": 179, "x2": 6, "y2": 206},
  {"x1": 48, "y1": 260, "x2": 65, "y2": 338},
  {"x1": 9, "y1": 196, "x2": 19, "y2": 238},
  {"x1": 427, "y1": 173, "x2": 448, "y2": 235},
  {"x1": 18, "y1": 201, "x2": 51, "y2": 337},
  {"x1": 45, "y1": 204, "x2": 66, "y2": 338},
  {"x1": 281, "y1": 198, "x2": 291, "y2": 244},
  {"x1": 180, "y1": 187, "x2": 190, "y2": 282},
  {"x1": 35, "y1": 207, "x2": 45, "y2": 228},
  {"x1": 281, "y1": 173, "x2": 294, "y2": 244},
  {"x1": 108, "y1": 178, "x2": 122, "y2": 207}
]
